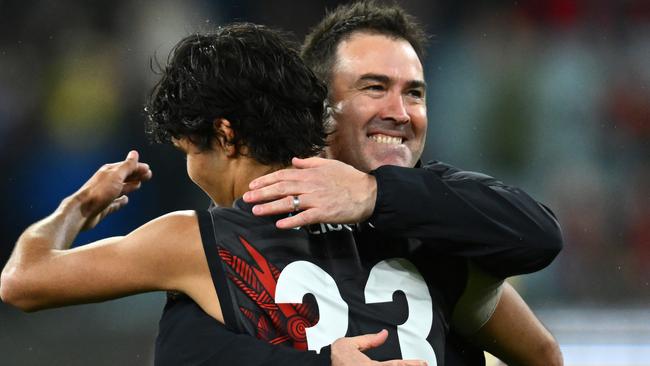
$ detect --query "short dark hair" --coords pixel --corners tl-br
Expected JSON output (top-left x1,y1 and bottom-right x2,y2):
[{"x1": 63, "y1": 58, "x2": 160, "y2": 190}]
[
  {"x1": 145, "y1": 23, "x2": 328, "y2": 166},
  {"x1": 302, "y1": 0, "x2": 428, "y2": 84}
]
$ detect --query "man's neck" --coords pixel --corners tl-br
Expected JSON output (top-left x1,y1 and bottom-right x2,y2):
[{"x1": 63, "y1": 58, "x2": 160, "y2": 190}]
[{"x1": 209, "y1": 158, "x2": 286, "y2": 207}]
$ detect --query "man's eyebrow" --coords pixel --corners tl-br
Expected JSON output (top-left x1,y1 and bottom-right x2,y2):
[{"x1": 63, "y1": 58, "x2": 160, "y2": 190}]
[
  {"x1": 357, "y1": 73, "x2": 426, "y2": 90},
  {"x1": 407, "y1": 79, "x2": 427, "y2": 90},
  {"x1": 358, "y1": 73, "x2": 390, "y2": 84}
]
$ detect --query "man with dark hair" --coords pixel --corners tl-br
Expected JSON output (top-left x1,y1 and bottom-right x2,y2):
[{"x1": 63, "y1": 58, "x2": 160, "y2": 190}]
[
  {"x1": 242, "y1": 1, "x2": 564, "y2": 365},
  {"x1": 152, "y1": 2, "x2": 563, "y2": 366},
  {"x1": 301, "y1": 0, "x2": 428, "y2": 87},
  {"x1": 146, "y1": 25, "x2": 328, "y2": 164}
]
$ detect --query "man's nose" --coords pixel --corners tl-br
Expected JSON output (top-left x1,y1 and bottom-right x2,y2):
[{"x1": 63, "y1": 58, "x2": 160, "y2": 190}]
[{"x1": 379, "y1": 91, "x2": 410, "y2": 124}]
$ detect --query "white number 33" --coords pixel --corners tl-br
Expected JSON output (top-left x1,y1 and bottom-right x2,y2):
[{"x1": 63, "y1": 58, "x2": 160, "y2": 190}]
[{"x1": 275, "y1": 258, "x2": 437, "y2": 366}]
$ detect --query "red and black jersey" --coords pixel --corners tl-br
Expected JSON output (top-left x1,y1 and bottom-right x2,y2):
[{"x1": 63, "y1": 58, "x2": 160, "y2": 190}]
[
  {"x1": 154, "y1": 161, "x2": 563, "y2": 366},
  {"x1": 199, "y1": 199, "x2": 469, "y2": 365}
]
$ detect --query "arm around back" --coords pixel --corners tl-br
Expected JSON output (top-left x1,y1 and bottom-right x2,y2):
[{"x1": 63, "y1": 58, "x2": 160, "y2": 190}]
[{"x1": 369, "y1": 162, "x2": 563, "y2": 277}]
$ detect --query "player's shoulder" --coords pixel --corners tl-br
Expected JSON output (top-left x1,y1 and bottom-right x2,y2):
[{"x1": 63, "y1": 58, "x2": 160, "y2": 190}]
[
  {"x1": 422, "y1": 160, "x2": 500, "y2": 184},
  {"x1": 128, "y1": 210, "x2": 200, "y2": 245},
  {"x1": 146, "y1": 210, "x2": 198, "y2": 229}
]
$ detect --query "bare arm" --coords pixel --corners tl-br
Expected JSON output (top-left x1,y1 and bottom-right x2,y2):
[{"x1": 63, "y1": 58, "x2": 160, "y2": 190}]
[
  {"x1": 0, "y1": 151, "x2": 217, "y2": 320},
  {"x1": 470, "y1": 282, "x2": 563, "y2": 366},
  {"x1": 1, "y1": 150, "x2": 148, "y2": 308}
]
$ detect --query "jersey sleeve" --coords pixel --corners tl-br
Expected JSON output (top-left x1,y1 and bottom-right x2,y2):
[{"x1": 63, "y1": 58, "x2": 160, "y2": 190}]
[
  {"x1": 450, "y1": 262, "x2": 504, "y2": 336},
  {"x1": 367, "y1": 162, "x2": 563, "y2": 277}
]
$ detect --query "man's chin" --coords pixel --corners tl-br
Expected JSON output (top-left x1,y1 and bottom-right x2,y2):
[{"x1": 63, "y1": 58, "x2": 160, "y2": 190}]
[
  {"x1": 367, "y1": 155, "x2": 412, "y2": 170},
  {"x1": 360, "y1": 145, "x2": 415, "y2": 170}
]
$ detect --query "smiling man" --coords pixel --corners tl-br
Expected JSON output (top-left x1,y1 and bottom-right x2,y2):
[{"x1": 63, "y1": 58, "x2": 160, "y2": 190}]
[
  {"x1": 153, "y1": 2, "x2": 564, "y2": 366},
  {"x1": 242, "y1": 1, "x2": 564, "y2": 365},
  {"x1": 326, "y1": 32, "x2": 427, "y2": 172}
]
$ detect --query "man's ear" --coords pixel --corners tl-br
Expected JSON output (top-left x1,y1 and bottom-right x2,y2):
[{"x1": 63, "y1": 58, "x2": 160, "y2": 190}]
[{"x1": 213, "y1": 118, "x2": 236, "y2": 157}]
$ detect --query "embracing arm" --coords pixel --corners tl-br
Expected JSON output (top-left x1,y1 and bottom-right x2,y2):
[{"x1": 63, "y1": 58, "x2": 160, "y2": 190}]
[
  {"x1": 245, "y1": 158, "x2": 562, "y2": 277},
  {"x1": 368, "y1": 162, "x2": 562, "y2": 277}
]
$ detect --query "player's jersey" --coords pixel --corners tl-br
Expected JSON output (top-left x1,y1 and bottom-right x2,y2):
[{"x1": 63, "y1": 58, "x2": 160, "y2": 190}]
[
  {"x1": 199, "y1": 199, "x2": 472, "y2": 365},
  {"x1": 155, "y1": 160, "x2": 559, "y2": 366}
]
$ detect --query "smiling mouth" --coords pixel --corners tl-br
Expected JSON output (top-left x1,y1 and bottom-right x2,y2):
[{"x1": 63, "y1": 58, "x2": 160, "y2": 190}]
[{"x1": 368, "y1": 134, "x2": 403, "y2": 145}]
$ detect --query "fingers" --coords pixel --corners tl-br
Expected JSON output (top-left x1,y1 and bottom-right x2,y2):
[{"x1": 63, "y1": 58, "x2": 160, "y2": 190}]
[
  {"x1": 125, "y1": 163, "x2": 153, "y2": 183},
  {"x1": 116, "y1": 150, "x2": 152, "y2": 183},
  {"x1": 275, "y1": 210, "x2": 319, "y2": 229},
  {"x1": 117, "y1": 150, "x2": 151, "y2": 181},
  {"x1": 97, "y1": 195, "x2": 129, "y2": 223},
  {"x1": 248, "y1": 169, "x2": 306, "y2": 190},
  {"x1": 245, "y1": 180, "x2": 313, "y2": 204},
  {"x1": 352, "y1": 329, "x2": 389, "y2": 352},
  {"x1": 330, "y1": 331, "x2": 425, "y2": 366},
  {"x1": 126, "y1": 150, "x2": 138, "y2": 161},
  {"x1": 118, "y1": 150, "x2": 139, "y2": 175},
  {"x1": 245, "y1": 158, "x2": 333, "y2": 201},
  {"x1": 291, "y1": 156, "x2": 327, "y2": 169},
  {"x1": 107, "y1": 195, "x2": 129, "y2": 214},
  {"x1": 252, "y1": 194, "x2": 309, "y2": 216},
  {"x1": 121, "y1": 181, "x2": 142, "y2": 195}
]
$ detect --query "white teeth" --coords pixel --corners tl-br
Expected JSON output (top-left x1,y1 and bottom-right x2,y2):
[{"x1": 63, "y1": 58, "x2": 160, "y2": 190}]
[{"x1": 369, "y1": 134, "x2": 403, "y2": 144}]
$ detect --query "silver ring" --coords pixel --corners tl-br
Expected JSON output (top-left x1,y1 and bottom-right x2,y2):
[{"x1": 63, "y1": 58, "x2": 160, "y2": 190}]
[{"x1": 291, "y1": 196, "x2": 300, "y2": 212}]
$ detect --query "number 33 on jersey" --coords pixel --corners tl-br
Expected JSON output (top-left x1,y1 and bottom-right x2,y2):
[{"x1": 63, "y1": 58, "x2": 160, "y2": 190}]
[{"x1": 276, "y1": 258, "x2": 438, "y2": 365}]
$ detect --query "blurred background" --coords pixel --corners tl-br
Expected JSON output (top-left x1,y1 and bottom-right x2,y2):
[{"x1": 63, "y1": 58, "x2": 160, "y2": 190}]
[{"x1": 0, "y1": 0, "x2": 648, "y2": 365}]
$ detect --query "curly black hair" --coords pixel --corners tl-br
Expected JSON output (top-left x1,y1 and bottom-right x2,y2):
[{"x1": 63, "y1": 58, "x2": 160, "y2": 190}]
[
  {"x1": 145, "y1": 23, "x2": 328, "y2": 166},
  {"x1": 302, "y1": 0, "x2": 428, "y2": 84}
]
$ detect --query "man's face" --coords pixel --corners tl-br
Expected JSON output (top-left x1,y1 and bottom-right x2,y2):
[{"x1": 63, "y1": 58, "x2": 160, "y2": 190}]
[{"x1": 325, "y1": 32, "x2": 427, "y2": 172}]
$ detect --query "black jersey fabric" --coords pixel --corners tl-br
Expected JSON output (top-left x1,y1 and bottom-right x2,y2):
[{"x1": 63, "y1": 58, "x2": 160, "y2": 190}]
[
  {"x1": 154, "y1": 161, "x2": 563, "y2": 366},
  {"x1": 155, "y1": 294, "x2": 331, "y2": 366},
  {"x1": 199, "y1": 199, "x2": 468, "y2": 365},
  {"x1": 154, "y1": 295, "x2": 481, "y2": 366}
]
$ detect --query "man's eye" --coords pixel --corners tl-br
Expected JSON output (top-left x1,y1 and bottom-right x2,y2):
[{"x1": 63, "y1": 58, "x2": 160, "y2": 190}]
[
  {"x1": 364, "y1": 85, "x2": 385, "y2": 91},
  {"x1": 407, "y1": 89, "x2": 424, "y2": 98}
]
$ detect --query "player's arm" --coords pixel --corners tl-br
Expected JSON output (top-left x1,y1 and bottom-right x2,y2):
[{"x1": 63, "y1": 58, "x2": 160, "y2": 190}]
[
  {"x1": 0, "y1": 151, "x2": 216, "y2": 318},
  {"x1": 0, "y1": 212, "x2": 208, "y2": 311},
  {"x1": 245, "y1": 158, "x2": 562, "y2": 278},
  {"x1": 469, "y1": 282, "x2": 563, "y2": 366}
]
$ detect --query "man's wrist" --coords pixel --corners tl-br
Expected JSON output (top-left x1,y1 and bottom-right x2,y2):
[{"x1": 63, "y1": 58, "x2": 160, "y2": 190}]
[
  {"x1": 66, "y1": 188, "x2": 101, "y2": 220},
  {"x1": 365, "y1": 168, "x2": 386, "y2": 226},
  {"x1": 361, "y1": 173, "x2": 377, "y2": 221},
  {"x1": 58, "y1": 194, "x2": 90, "y2": 232}
]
